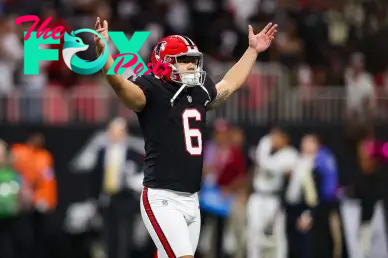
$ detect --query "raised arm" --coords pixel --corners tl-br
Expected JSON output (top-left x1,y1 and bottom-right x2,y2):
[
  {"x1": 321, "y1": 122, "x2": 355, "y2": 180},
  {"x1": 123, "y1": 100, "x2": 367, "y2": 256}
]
[
  {"x1": 208, "y1": 23, "x2": 277, "y2": 109},
  {"x1": 94, "y1": 17, "x2": 146, "y2": 112}
]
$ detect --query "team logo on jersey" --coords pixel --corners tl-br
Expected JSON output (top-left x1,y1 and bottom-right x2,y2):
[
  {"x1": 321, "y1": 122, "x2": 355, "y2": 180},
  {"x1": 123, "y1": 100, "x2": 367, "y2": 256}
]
[{"x1": 187, "y1": 95, "x2": 192, "y2": 103}]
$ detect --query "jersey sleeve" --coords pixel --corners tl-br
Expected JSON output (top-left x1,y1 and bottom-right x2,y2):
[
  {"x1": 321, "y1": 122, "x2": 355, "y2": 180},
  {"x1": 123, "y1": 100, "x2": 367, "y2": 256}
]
[
  {"x1": 204, "y1": 75, "x2": 217, "y2": 102},
  {"x1": 128, "y1": 75, "x2": 155, "y2": 102}
]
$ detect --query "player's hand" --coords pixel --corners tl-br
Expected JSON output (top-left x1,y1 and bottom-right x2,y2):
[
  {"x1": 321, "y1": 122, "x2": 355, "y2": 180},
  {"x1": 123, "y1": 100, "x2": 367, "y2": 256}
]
[
  {"x1": 297, "y1": 212, "x2": 313, "y2": 232},
  {"x1": 94, "y1": 17, "x2": 109, "y2": 52},
  {"x1": 248, "y1": 22, "x2": 277, "y2": 53}
]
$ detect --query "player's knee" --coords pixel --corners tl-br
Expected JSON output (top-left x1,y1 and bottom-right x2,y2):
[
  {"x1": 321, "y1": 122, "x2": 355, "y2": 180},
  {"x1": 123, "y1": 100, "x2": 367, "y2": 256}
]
[{"x1": 179, "y1": 256, "x2": 194, "y2": 258}]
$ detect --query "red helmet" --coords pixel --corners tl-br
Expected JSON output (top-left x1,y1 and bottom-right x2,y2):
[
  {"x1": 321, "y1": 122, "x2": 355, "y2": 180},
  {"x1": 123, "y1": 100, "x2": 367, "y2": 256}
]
[{"x1": 151, "y1": 35, "x2": 206, "y2": 87}]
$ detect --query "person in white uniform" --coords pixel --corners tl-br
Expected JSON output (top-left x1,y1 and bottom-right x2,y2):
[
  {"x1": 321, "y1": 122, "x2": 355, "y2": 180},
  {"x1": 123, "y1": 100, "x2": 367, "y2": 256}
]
[{"x1": 246, "y1": 127, "x2": 299, "y2": 258}]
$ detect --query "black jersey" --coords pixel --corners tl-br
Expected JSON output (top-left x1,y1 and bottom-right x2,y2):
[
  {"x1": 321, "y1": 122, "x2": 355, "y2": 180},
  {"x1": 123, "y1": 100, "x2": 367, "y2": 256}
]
[{"x1": 130, "y1": 74, "x2": 217, "y2": 193}]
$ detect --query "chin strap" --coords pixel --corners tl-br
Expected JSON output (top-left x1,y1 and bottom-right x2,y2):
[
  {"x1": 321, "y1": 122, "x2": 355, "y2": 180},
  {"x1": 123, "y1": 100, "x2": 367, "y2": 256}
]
[
  {"x1": 199, "y1": 84, "x2": 211, "y2": 101},
  {"x1": 170, "y1": 84, "x2": 212, "y2": 107},
  {"x1": 170, "y1": 84, "x2": 188, "y2": 107}
]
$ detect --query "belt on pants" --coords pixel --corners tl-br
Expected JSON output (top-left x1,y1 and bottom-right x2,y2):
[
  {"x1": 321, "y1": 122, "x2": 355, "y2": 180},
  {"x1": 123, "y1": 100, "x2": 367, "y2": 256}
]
[{"x1": 255, "y1": 190, "x2": 281, "y2": 197}]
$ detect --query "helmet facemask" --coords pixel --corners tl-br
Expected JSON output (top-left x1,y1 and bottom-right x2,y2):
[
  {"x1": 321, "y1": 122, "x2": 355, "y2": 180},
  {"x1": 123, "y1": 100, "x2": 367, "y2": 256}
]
[{"x1": 167, "y1": 52, "x2": 206, "y2": 87}]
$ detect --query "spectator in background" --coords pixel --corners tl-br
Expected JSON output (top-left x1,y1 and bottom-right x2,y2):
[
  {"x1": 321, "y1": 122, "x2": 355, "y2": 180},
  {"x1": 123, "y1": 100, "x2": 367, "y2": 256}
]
[
  {"x1": 297, "y1": 0, "x2": 328, "y2": 67},
  {"x1": 286, "y1": 134, "x2": 341, "y2": 258},
  {"x1": 326, "y1": 55, "x2": 345, "y2": 86},
  {"x1": 379, "y1": 64, "x2": 388, "y2": 92},
  {"x1": 2, "y1": 0, "x2": 45, "y2": 15},
  {"x1": 201, "y1": 119, "x2": 246, "y2": 258},
  {"x1": 17, "y1": 20, "x2": 50, "y2": 123},
  {"x1": 38, "y1": 6, "x2": 74, "y2": 86},
  {"x1": 0, "y1": 15, "x2": 23, "y2": 97},
  {"x1": 274, "y1": 18, "x2": 303, "y2": 69},
  {"x1": 80, "y1": 3, "x2": 116, "y2": 63},
  {"x1": 227, "y1": 0, "x2": 261, "y2": 29},
  {"x1": 348, "y1": 132, "x2": 388, "y2": 258},
  {"x1": 165, "y1": 0, "x2": 190, "y2": 35},
  {"x1": 10, "y1": 133, "x2": 57, "y2": 258},
  {"x1": 206, "y1": 10, "x2": 248, "y2": 61},
  {"x1": 325, "y1": 1, "x2": 351, "y2": 48},
  {"x1": 189, "y1": 0, "x2": 220, "y2": 55},
  {"x1": 247, "y1": 127, "x2": 298, "y2": 258},
  {"x1": 0, "y1": 139, "x2": 33, "y2": 258},
  {"x1": 90, "y1": 117, "x2": 144, "y2": 258},
  {"x1": 375, "y1": 64, "x2": 388, "y2": 119},
  {"x1": 345, "y1": 52, "x2": 376, "y2": 125},
  {"x1": 95, "y1": 2, "x2": 119, "y2": 58},
  {"x1": 227, "y1": 126, "x2": 249, "y2": 258}
]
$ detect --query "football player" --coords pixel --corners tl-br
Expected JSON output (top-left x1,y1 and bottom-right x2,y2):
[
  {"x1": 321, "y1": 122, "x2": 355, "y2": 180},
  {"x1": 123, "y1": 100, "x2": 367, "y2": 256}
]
[
  {"x1": 94, "y1": 17, "x2": 277, "y2": 258},
  {"x1": 247, "y1": 128, "x2": 298, "y2": 258}
]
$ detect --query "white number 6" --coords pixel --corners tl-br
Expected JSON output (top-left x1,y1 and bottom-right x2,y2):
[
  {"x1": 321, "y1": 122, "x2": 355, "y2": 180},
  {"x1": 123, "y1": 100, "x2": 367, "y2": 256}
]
[{"x1": 182, "y1": 109, "x2": 202, "y2": 155}]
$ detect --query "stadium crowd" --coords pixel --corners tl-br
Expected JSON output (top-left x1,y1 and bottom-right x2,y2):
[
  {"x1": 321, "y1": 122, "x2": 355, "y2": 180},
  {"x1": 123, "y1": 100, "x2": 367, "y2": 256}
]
[
  {"x1": 0, "y1": 134, "x2": 57, "y2": 258},
  {"x1": 0, "y1": 0, "x2": 387, "y2": 123}
]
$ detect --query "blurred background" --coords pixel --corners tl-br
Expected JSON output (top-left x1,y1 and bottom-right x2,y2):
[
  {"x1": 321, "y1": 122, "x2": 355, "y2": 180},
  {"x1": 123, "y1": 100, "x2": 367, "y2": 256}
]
[{"x1": 1, "y1": 0, "x2": 388, "y2": 257}]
